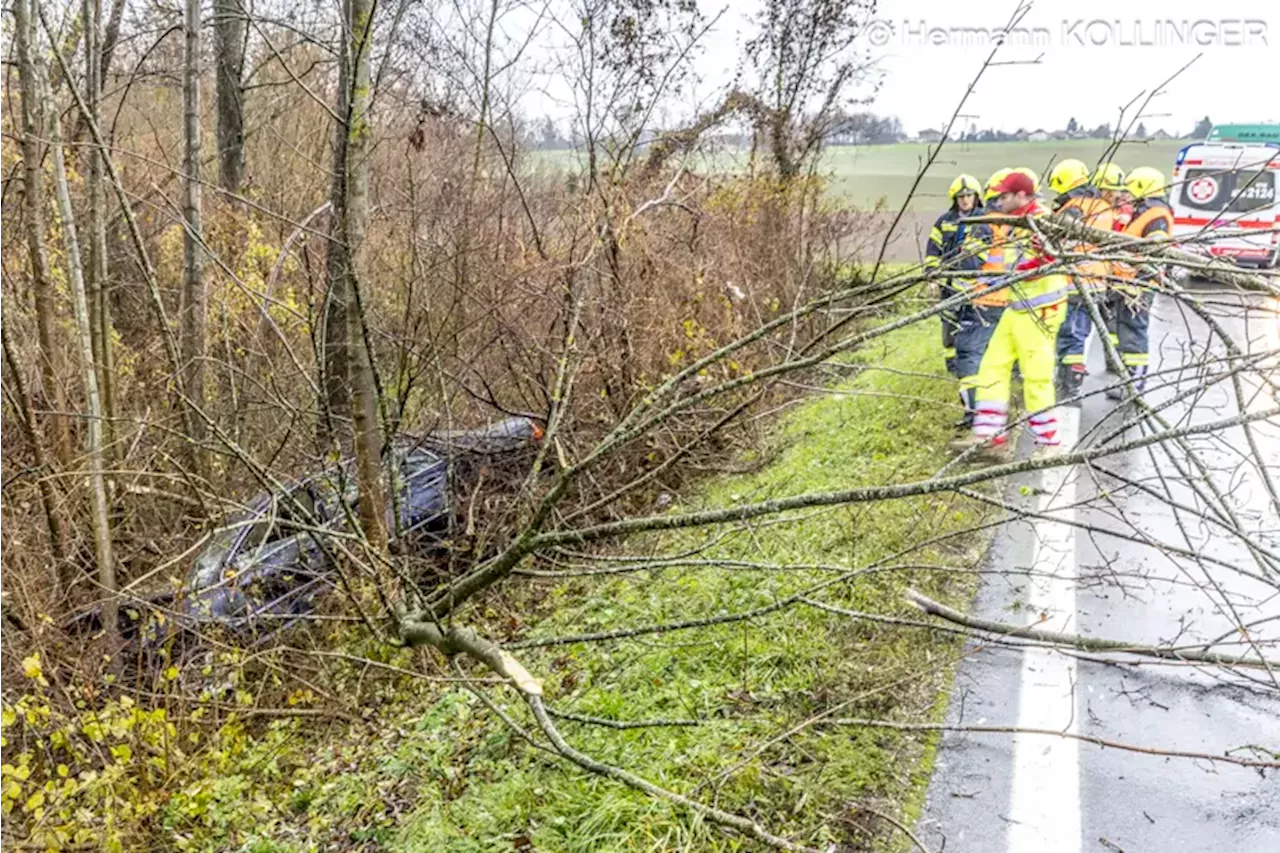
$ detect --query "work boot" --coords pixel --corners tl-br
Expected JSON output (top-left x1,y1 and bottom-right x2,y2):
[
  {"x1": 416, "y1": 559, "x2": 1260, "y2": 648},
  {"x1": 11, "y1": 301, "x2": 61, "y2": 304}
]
[
  {"x1": 1106, "y1": 367, "x2": 1146, "y2": 401},
  {"x1": 1059, "y1": 365, "x2": 1086, "y2": 402}
]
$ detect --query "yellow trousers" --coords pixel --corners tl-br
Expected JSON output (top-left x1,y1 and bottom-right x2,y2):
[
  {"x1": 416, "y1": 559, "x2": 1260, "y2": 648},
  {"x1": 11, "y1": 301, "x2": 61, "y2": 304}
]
[{"x1": 972, "y1": 303, "x2": 1066, "y2": 437}]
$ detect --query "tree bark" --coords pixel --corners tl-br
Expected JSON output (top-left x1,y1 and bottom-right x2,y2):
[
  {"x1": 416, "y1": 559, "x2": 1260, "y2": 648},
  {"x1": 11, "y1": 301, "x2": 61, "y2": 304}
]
[
  {"x1": 49, "y1": 79, "x2": 118, "y2": 645},
  {"x1": 84, "y1": 0, "x2": 119, "y2": 462},
  {"x1": 181, "y1": 0, "x2": 208, "y2": 477},
  {"x1": 347, "y1": 0, "x2": 387, "y2": 558},
  {"x1": 14, "y1": 0, "x2": 72, "y2": 474},
  {"x1": 213, "y1": 0, "x2": 246, "y2": 194},
  {"x1": 321, "y1": 0, "x2": 353, "y2": 437}
]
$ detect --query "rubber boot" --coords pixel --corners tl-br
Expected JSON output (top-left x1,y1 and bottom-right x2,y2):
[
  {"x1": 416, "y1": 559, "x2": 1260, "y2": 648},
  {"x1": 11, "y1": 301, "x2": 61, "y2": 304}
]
[
  {"x1": 953, "y1": 389, "x2": 976, "y2": 431},
  {"x1": 1061, "y1": 365, "x2": 1086, "y2": 403},
  {"x1": 1106, "y1": 366, "x2": 1146, "y2": 401}
]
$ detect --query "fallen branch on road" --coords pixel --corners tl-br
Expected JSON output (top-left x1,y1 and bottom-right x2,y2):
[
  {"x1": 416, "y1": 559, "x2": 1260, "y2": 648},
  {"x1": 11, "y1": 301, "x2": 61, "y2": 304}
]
[{"x1": 905, "y1": 589, "x2": 1280, "y2": 670}]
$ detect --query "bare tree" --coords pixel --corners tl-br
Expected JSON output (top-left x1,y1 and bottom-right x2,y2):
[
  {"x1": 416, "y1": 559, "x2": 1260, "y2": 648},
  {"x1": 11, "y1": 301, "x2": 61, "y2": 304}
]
[
  {"x1": 48, "y1": 62, "x2": 118, "y2": 645},
  {"x1": 83, "y1": 0, "x2": 119, "y2": 459},
  {"x1": 12, "y1": 0, "x2": 72, "y2": 481},
  {"x1": 324, "y1": 0, "x2": 388, "y2": 555},
  {"x1": 181, "y1": 0, "x2": 208, "y2": 477},
  {"x1": 743, "y1": 0, "x2": 879, "y2": 179},
  {"x1": 214, "y1": 0, "x2": 247, "y2": 193}
]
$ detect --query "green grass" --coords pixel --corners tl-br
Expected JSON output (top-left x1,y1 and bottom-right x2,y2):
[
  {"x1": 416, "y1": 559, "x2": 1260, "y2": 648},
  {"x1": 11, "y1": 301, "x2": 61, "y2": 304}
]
[
  {"x1": 534, "y1": 139, "x2": 1189, "y2": 211},
  {"x1": 147, "y1": 309, "x2": 991, "y2": 853},
  {"x1": 389, "y1": 311, "x2": 990, "y2": 851}
]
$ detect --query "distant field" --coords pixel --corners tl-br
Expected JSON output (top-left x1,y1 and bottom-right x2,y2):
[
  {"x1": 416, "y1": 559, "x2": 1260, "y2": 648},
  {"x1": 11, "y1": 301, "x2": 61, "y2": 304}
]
[
  {"x1": 532, "y1": 139, "x2": 1190, "y2": 212},
  {"x1": 821, "y1": 140, "x2": 1189, "y2": 211}
]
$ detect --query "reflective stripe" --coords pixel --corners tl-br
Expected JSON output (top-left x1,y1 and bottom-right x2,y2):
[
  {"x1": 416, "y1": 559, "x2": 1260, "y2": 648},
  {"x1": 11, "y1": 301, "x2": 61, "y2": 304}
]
[
  {"x1": 1122, "y1": 353, "x2": 1150, "y2": 366},
  {"x1": 942, "y1": 347, "x2": 957, "y2": 358},
  {"x1": 1126, "y1": 204, "x2": 1174, "y2": 238},
  {"x1": 1008, "y1": 288, "x2": 1068, "y2": 311},
  {"x1": 1061, "y1": 353, "x2": 1086, "y2": 365},
  {"x1": 1028, "y1": 413, "x2": 1060, "y2": 446}
]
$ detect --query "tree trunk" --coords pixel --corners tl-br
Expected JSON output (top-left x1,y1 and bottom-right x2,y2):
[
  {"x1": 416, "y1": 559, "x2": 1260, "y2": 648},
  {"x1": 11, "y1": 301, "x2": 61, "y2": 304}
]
[
  {"x1": 49, "y1": 77, "x2": 118, "y2": 645},
  {"x1": 181, "y1": 0, "x2": 208, "y2": 477},
  {"x1": 321, "y1": 0, "x2": 353, "y2": 439},
  {"x1": 84, "y1": 0, "x2": 119, "y2": 463},
  {"x1": 329, "y1": 0, "x2": 388, "y2": 560},
  {"x1": 14, "y1": 0, "x2": 72, "y2": 475},
  {"x1": 213, "y1": 0, "x2": 246, "y2": 194}
]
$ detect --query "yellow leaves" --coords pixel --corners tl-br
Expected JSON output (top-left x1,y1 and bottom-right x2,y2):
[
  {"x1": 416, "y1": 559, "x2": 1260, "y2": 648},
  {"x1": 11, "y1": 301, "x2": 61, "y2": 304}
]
[
  {"x1": 23, "y1": 788, "x2": 44, "y2": 818},
  {"x1": 56, "y1": 764, "x2": 69, "y2": 778},
  {"x1": 1, "y1": 706, "x2": 15, "y2": 728},
  {"x1": 22, "y1": 653, "x2": 43, "y2": 681},
  {"x1": 109, "y1": 744, "x2": 133, "y2": 764},
  {"x1": 163, "y1": 666, "x2": 180, "y2": 682}
]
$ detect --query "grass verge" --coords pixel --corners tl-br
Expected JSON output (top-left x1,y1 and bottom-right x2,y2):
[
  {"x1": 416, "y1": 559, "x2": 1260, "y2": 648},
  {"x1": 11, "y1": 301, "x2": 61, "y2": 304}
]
[
  {"x1": 99, "y1": 310, "x2": 991, "y2": 852},
  {"x1": 389, "y1": 313, "x2": 990, "y2": 851}
]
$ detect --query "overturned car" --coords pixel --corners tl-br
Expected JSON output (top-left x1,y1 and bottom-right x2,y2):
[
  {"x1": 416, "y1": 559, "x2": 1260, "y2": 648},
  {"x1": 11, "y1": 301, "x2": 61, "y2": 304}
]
[{"x1": 127, "y1": 417, "x2": 541, "y2": 642}]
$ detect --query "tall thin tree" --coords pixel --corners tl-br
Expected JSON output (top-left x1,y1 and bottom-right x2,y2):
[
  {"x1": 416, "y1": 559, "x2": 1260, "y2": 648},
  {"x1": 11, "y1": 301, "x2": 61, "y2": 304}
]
[
  {"x1": 10, "y1": 0, "x2": 70, "y2": 587},
  {"x1": 181, "y1": 0, "x2": 208, "y2": 476},
  {"x1": 214, "y1": 0, "x2": 247, "y2": 194},
  {"x1": 48, "y1": 68, "x2": 118, "y2": 644},
  {"x1": 14, "y1": 0, "x2": 72, "y2": 473},
  {"x1": 326, "y1": 0, "x2": 388, "y2": 558}
]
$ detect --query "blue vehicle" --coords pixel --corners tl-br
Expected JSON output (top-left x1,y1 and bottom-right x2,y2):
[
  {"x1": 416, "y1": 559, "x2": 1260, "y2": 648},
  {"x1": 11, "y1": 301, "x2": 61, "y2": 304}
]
[
  {"x1": 181, "y1": 417, "x2": 542, "y2": 634},
  {"x1": 56, "y1": 418, "x2": 543, "y2": 646}
]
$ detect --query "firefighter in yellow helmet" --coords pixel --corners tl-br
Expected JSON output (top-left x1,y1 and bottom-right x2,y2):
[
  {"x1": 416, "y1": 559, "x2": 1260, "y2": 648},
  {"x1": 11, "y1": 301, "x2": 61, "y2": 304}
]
[
  {"x1": 1092, "y1": 161, "x2": 1129, "y2": 369},
  {"x1": 1048, "y1": 158, "x2": 1115, "y2": 400},
  {"x1": 951, "y1": 169, "x2": 1069, "y2": 458},
  {"x1": 984, "y1": 168, "x2": 1013, "y2": 205},
  {"x1": 1106, "y1": 166, "x2": 1173, "y2": 400},
  {"x1": 927, "y1": 174, "x2": 984, "y2": 421}
]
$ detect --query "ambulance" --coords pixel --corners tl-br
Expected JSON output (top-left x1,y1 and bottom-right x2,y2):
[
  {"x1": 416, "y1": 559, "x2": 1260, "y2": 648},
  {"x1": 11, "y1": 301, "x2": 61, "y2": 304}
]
[{"x1": 1170, "y1": 124, "x2": 1280, "y2": 267}]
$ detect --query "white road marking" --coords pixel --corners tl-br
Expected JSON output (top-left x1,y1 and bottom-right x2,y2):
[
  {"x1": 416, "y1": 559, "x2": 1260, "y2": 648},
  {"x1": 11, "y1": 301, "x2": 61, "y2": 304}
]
[{"x1": 1007, "y1": 406, "x2": 1081, "y2": 853}]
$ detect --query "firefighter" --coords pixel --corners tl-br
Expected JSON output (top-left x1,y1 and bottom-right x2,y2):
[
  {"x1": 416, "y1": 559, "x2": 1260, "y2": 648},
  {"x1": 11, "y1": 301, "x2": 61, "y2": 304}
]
[
  {"x1": 1048, "y1": 158, "x2": 1115, "y2": 400},
  {"x1": 941, "y1": 177, "x2": 1009, "y2": 431},
  {"x1": 984, "y1": 168, "x2": 1013, "y2": 206},
  {"x1": 1106, "y1": 166, "x2": 1173, "y2": 400},
  {"x1": 926, "y1": 174, "x2": 984, "y2": 390},
  {"x1": 1093, "y1": 162, "x2": 1132, "y2": 229},
  {"x1": 951, "y1": 170, "x2": 1069, "y2": 457},
  {"x1": 1092, "y1": 161, "x2": 1130, "y2": 370}
]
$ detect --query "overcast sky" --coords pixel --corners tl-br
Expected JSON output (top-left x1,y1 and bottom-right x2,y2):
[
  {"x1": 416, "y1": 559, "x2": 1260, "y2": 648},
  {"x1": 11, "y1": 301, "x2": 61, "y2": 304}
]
[
  {"x1": 862, "y1": 0, "x2": 1279, "y2": 134},
  {"x1": 629, "y1": 0, "x2": 1277, "y2": 136},
  {"x1": 519, "y1": 0, "x2": 1277, "y2": 136}
]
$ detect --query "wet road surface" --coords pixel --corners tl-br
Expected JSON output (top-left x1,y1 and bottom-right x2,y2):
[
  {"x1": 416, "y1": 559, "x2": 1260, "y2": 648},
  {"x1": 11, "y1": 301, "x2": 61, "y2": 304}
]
[{"x1": 918, "y1": 285, "x2": 1280, "y2": 852}]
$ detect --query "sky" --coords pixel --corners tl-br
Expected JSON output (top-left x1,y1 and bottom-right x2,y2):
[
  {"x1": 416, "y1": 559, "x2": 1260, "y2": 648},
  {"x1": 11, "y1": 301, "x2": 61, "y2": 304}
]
[
  {"x1": 512, "y1": 0, "x2": 1278, "y2": 137},
  {"x1": 862, "y1": 0, "x2": 1280, "y2": 135}
]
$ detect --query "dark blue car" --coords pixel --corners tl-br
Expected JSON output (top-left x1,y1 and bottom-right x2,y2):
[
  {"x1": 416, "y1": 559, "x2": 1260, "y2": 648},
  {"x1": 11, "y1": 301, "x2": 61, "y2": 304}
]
[{"x1": 180, "y1": 417, "x2": 541, "y2": 634}]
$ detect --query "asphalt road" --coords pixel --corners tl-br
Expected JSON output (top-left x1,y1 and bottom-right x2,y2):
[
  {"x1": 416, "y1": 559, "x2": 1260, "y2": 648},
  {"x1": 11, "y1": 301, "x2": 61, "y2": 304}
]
[{"x1": 918, "y1": 285, "x2": 1280, "y2": 853}]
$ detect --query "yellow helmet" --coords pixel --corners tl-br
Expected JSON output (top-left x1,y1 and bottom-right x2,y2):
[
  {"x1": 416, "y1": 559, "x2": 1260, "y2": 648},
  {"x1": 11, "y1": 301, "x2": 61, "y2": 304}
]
[
  {"x1": 984, "y1": 168, "x2": 1013, "y2": 202},
  {"x1": 1092, "y1": 162, "x2": 1125, "y2": 191},
  {"x1": 1125, "y1": 166, "x2": 1167, "y2": 200},
  {"x1": 948, "y1": 173, "x2": 982, "y2": 202},
  {"x1": 1012, "y1": 167, "x2": 1040, "y2": 194},
  {"x1": 1048, "y1": 159, "x2": 1090, "y2": 195}
]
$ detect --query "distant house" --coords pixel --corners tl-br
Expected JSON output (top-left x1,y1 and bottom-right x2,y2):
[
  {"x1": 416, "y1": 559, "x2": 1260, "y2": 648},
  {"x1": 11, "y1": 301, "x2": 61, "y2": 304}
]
[
  {"x1": 1028, "y1": 129, "x2": 1050, "y2": 142},
  {"x1": 916, "y1": 128, "x2": 944, "y2": 143},
  {"x1": 1049, "y1": 129, "x2": 1070, "y2": 140},
  {"x1": 1012, "y1": 129, "x2": 1030, "y2": 142},
  {"x1": 1150, "y1": 128, "x2": 1173, "y2": 140}
]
